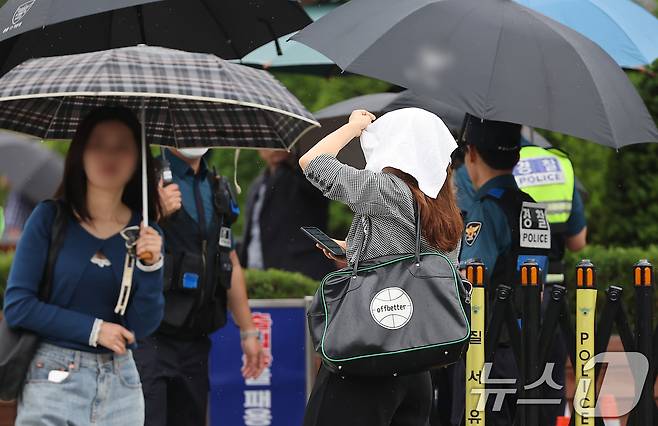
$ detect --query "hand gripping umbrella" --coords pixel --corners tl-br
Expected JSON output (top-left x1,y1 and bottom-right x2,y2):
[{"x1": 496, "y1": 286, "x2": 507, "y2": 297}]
[{"x1": 0, "y1": 45, "x2": 319, "y2": 311}]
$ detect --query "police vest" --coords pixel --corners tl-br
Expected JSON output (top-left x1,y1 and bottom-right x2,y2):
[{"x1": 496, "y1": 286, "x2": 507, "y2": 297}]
[
  {"x1": 485, "y1": 187, "x2": 551, "y2": 325},
  {"x1": 513, "y1": 146, "x2": 574, "y2": 274},
  {"x1": 158, "y1": 171, "x2": 239, "y2": 339}
]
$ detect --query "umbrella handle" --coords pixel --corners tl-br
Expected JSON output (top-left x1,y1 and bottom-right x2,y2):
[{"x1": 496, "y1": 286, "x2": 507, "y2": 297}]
[{"x1": 139, "y1": 252, "x2": 153, "y2": 262}]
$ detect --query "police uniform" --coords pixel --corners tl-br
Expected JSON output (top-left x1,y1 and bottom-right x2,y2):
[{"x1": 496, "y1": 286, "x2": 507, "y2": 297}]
[
  {"x1": 513, "y1": 144, "x2": 586, "y2": 421},
  {"x1": 134, "y1": 151, "x2": 239, "y2": 426},
  {"x1": 514, "y1": 144, "x2": 586, "y2": 284},
  {"x1": 447, "y1": 120, "x2": 551, "y2": 426}
]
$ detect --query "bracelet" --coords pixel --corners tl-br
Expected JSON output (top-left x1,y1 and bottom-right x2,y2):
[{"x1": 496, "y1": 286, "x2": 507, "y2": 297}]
[
  {"x1": 136, "y1": 256, "x2": 164, "y2": 272},
  {"x1": 89, "y1": 318, "x2": 104, "y2": 347},
  {"x1": 240, "y1": 329, "x2": 261, "y2": 341}
]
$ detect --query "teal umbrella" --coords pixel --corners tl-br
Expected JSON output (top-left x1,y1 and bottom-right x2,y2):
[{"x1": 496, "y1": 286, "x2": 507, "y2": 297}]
[{"x1": 237, "y1": 5, "x2": 335, "y2": 74}]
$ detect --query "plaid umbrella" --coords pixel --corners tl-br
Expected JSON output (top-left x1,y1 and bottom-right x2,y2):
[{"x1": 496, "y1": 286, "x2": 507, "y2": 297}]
[
  {"x1": 0, "y1": 45, "x2": 319, "y2": 149},
  {"x1": 0, "y1": 44, "x2": 319, "y2": 224}
]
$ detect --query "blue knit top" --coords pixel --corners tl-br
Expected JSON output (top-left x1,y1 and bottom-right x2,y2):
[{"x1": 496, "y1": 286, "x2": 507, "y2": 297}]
[{"x1": 3, "y1": 202, "x2": 165, "y2": 353}]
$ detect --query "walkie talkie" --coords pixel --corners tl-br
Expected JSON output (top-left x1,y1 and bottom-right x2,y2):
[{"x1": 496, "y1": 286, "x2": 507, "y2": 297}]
[{"x1": 161, "y1": 158, "x2": 174, "y2": 186}]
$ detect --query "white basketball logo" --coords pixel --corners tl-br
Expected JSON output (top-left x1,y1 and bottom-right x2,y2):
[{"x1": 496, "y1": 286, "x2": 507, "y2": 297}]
[{"x1": 370, "y1": 287, "x2": 413, "y2": 330}]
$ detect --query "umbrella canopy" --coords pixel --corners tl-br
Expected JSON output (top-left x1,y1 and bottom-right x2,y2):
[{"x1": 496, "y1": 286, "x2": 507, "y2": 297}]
[
  {"x1": 0, "y1": 45, "x2": 319, "y2": 225},
  {"x1": 0, "y1": 0, "x2": 311, "y2": 75},
  {"x1": 238, "y1": 4, "x2": 335, "y2": 74},
  {"x1": 299, "y1": 90, "x2": 553, "y2": 166},
  {"x1": 292, "y1": 0, "x2": 658, "y2": 148},
  {"x1": 0, "y1": 131, "x2": 63, "y2": 203},
  {"x1": 515, "y1": 0, "x2": 658, "y2": 68},
  {"x1": 0, "y1": 45, "x2": 319, "y2": 149}
]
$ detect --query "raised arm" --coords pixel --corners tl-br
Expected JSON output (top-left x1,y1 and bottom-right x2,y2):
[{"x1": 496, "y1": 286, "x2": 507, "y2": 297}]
[{"x1": 299, "y1": 110, "x2": 376, "y2": 171}]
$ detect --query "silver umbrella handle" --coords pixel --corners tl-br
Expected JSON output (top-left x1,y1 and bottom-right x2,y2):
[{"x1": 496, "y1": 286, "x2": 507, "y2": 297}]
[{"x1": 114, "y1": 226, "x2": 140, "y2": 315}]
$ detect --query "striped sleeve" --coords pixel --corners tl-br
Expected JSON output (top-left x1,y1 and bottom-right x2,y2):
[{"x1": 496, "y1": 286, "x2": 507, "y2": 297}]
[{"x1": 303, "y1": 154, "x2": 401, "y2": 217}]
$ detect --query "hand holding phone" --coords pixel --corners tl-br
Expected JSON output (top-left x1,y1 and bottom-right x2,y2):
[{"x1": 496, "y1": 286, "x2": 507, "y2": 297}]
[{"x1": 300, "y1": 226, "x2": 346, "y2": 257}]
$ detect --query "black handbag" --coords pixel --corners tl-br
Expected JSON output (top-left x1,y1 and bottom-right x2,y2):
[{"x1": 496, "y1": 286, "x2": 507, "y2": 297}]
[
  {"x1": 308, "y1": 202, "x2": 471, "y2": 377},
  {"x1": 0, "y1": 200, "x2": 67, "y2": 401}
]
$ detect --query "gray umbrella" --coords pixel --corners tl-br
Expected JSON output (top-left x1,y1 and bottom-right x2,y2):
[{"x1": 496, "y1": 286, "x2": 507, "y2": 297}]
[
  {"x1": 297, "y1": 90, "x2": 464, "y2": 167},
  {"x1": 0, "y1": 132, "x2": 63, "y2": 203},
  {"x1": 293, "y1": 0, "x2": 658, "y2": 148},
  {"x1": 298, "y1": 91, "x2": 590, "y2": 201}
]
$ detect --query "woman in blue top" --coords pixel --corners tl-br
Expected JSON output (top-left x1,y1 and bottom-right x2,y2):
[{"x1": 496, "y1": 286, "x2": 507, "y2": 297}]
[{"x1": 4, "y1": 106, "x2": 165, "y2": 425}]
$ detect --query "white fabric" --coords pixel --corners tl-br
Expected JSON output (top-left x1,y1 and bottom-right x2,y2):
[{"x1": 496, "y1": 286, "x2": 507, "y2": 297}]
[
  {"x1": 360, "y1": 107, "x2": 457, "y2": 199},
  {"x1": 178, "y1": 147, "x2": 209, "y2": 158}
]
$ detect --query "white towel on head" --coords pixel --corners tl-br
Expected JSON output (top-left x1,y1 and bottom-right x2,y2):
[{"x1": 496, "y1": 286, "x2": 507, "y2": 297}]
[{"x1": 360, "y1": 107, "x2": 458, "y2": 199}]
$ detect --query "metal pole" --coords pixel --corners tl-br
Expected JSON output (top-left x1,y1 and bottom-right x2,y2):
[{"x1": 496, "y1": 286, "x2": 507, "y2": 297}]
[
  {"x1": 140, "y1": 100, "x2": 148, "y2": 228},
  {"x1": 304, "y1": 296, "x2": 316, "y2": 401}
]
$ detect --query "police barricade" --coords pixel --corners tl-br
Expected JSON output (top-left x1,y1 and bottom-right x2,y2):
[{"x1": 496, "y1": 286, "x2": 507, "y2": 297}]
[
  {"x1": 208, "y1": 297, "x2": 315, "y2": 426},
  {"x1": 463, "y1": 258, "x2": 657, "y2": 426}
]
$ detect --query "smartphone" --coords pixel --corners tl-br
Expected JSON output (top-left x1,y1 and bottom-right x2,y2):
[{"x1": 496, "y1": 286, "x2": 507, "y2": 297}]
[{"x1": 300, "y1": 226, "x2": 346, "y2": 257}]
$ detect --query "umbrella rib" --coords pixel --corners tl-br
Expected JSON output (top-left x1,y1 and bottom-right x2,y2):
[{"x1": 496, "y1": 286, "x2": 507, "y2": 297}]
[
  {"x1": 166, "y1": 98, "x2": 181, "y2": 148},
  {"x1": 526, "y1": 11, "x2": 617, "y2": 146},
  {"x1": 523, "y1": 9, "x2": 553, "y2": 132},
  {"x1": 586, "y1": 0, "x2": 646, "y2": 65},
  {"x1": 482, "y1": 7, "x2": 506, "y2": 120},
  {"x1": 0, "y1": 92, "x2": 320, "y2": 127},
  {"x1": 199, "y1": 0, "x2": 242, "y2": 59},
  {"x1": 338, "y1": 1, "x2": 434, "y2": 71},
  {"x1": 43, "y1": 97, "x2": 66, "y2": 140}
]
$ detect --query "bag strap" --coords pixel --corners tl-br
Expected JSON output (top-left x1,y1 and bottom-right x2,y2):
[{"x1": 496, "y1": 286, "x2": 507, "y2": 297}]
[
  {"x1": 351, "y1": 198, "x2": 422, "y2": 276},
  {"x1": 413, "y1": 199, "x2": 421, "y2": 265},
  {"x1": 38, "y1": 200, "x2": 68, "y2": 302}
]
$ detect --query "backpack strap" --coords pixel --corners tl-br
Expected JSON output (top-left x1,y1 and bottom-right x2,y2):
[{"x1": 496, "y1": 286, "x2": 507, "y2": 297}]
[{"x1": 38, "y1": 200, "x2": 68, "y2": 302}]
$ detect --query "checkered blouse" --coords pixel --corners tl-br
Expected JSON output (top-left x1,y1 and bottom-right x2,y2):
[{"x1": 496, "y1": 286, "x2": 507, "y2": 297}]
[{"x1": 304, "y1": 154, "x2": 460, "y2": 266}]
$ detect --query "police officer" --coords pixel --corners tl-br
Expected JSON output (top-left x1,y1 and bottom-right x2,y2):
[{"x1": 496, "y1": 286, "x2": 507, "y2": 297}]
[
  {"x1": 454, "y1": 118, "x2": 551, "y2": 426},
  {"x1": 134, "y1": 147, "x2": 267, "y2": 426},
  {"x1": 514, "y1": 142, "x2": 587, "y2": 421}
]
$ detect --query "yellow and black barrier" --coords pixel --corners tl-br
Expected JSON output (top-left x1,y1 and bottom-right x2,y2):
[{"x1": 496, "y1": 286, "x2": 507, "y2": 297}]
[
  {"x1": 520, "y1": 260, "x2": 542, "y2": 425},
  {"x1": 465, "y1": 260, "x2": 486, "y2": 426},
  {"x1": 633, "y1": 260, "x2": 653, "y2": 426},
  {"x1": 574, "y1": 259, "x2": 597, "y2": 426},
  {"x1": 459, "y1": 257, "x2": 657, "y2": 426}
]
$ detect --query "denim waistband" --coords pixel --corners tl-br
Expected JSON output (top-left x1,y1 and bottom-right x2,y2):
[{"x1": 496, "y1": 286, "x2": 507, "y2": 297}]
[{"x1": 35, "y1": 342, "x2": 133, "y2": 370}]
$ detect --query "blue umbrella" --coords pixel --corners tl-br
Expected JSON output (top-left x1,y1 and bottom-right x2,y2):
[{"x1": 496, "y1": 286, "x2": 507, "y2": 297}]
[{"x1": 515, "y1": 0, "x2": 658, "y2": 68}]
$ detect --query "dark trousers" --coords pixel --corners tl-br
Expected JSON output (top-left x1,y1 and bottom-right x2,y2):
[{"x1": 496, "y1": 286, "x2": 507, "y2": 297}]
[
  {"x1": 134, "y1": 333, "x2": 211, "y2": 426},
  {"x1": 304, "y1": 365, "x2": 432, "y2": 426}
]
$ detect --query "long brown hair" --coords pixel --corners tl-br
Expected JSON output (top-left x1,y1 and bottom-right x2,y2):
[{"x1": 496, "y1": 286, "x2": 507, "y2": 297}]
[{"x1": 385, "y1": 167, "x2": 463, "y2": 253}]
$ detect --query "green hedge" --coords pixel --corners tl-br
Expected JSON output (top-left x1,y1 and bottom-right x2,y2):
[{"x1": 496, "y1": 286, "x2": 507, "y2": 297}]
[
  {"x1": 1, "y1": 246, "x2": 656, "y2": 325},
  {"x1": 0, "y1": 250, "x2": 318, "y2": 305},
  {"x1": 244, "y1": 268, "x2": 319, "y2": 299},
  {"x1": 563, "y1": 245, "x2": 658, "y2": 326}
]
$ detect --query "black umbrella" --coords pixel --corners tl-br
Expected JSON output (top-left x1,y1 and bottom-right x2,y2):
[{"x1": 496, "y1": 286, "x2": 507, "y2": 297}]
[
  {"x1": 293, "y1": 0, "x2": 658, "y2": 148},
  {"x1": 0, "y1": 0, "x2": 311, "y2": 75},
  {"x1": 0, "y1": 131, "x2": 63, "y2": 203}
]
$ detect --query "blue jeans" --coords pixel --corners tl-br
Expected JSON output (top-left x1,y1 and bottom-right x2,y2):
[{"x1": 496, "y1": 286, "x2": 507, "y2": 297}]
[{"x1": 16, "y1": 343, "x2": 144, "y2": 425}]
